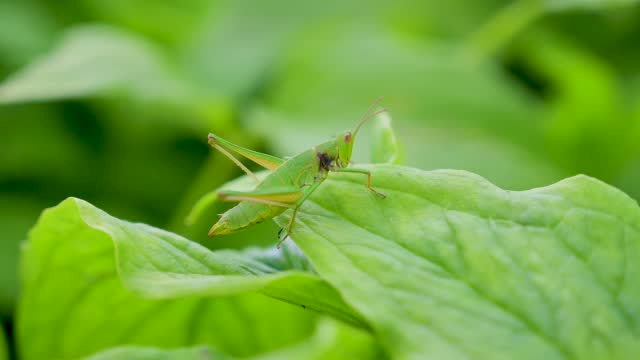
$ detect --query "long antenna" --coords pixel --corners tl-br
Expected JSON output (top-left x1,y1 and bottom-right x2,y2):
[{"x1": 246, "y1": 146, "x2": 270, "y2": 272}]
[
  {"x1": 353, "y1": 97, "x2": 386, "y2": 136},
  {"x1": 362, "y1": 96, "x2": 384, "y2": 119},
  {"x1": 353, "y1": 106, "x2": 387, "y2": 137}
]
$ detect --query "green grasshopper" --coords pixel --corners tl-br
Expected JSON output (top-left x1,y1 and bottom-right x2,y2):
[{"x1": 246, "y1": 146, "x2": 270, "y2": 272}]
[{"x1": 208, "y1": 100, "x2": 387, "y2": 246}]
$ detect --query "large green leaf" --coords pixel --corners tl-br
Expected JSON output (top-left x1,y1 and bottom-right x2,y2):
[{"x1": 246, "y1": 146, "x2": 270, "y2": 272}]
[
  {"x1": 0, "y1": 24, "x2": 189, "y2": 104},
  {"x1": 66, "y1": 197, "x2": 363, "y2": 327},
  {"x1": 20, "y1": 198, "x2": 316, "y2": 360},
  {"x1": 271, "y1": 164, "x2": 640, "y2": 359}
]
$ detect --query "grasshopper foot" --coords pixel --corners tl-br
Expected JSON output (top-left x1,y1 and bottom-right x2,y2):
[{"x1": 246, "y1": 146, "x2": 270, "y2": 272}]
[
  {"x1": 369, "y1": 187, "x2": 386, "y2": 199},
  {"x1": 277, "y1": 228, "x2": 289, "y2": 249}
]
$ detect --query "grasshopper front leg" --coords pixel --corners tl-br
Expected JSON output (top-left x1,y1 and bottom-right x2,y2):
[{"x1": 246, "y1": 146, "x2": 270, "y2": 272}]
[{"x1": 331, "y1": 167, "x2": 386, "y2": 198}]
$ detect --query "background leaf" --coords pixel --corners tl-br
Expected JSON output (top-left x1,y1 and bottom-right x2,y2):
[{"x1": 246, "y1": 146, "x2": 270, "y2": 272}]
[
  {"x1": 274, "y1": 164, "x2": 640, "y2": 359},
  {"x1": 509, "y1": 29, "x2": 633, "y2": 179},
  {"x1": 0, "y1": 24, "x2": 190, "y2": 104},
  {"x1": 370, "y1": 112, "x2": 404, "y2": 165},
  {"x1": 80, "y1": 345, "x2": 227, "y2": 360},
  {"x1": 546, "y1": 0, "x2": 640, "y2": 11},
  {"x1": 81, "y1": 318, "x2": 384, "y2": 360},
  {"x1": 252, "y1": 318, "x2": 384, "y2": 360},
  {"x1": 0, "y1": 1, "x2": 58, "y2": 70},
  {"x1": 0, "y1": 325, "x2": 7, "y2": 360},
  {"x1": 74, "y1": 0, "x2": 212, "y2": 46},
  {"x1": 0, "y1": 196, "x2": 47, "y2": 315},
  {"x1": 20, "y1": 198, "x2": 316, "y2": 360},
  {"x1": 180, "y1": 0, "x2": 502, "y2": 101}
]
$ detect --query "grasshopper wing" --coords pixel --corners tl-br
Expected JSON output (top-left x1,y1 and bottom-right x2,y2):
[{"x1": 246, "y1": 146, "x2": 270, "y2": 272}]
[
  {"x1": 216, "y1": 186, "x2": 304, "y2": 208},
  {"x1": 210, "y1": 186, "x2": 304, "y2": 236}
]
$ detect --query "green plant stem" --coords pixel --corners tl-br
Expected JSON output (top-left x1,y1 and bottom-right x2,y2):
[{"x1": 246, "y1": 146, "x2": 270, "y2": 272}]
[{"x1": 467, "y1": 0, "x2": 544, "y2": 60}]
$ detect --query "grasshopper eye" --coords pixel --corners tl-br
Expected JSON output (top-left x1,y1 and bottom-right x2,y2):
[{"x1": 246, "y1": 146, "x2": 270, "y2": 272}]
[{"x1": 344, "y1": 132, "x2": 352, "y2": 143}]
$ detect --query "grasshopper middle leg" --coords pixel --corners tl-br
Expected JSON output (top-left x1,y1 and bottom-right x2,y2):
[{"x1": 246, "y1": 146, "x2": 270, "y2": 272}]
[{"x1": 277, "y1": 176, "x2": 326, "y2": 248}]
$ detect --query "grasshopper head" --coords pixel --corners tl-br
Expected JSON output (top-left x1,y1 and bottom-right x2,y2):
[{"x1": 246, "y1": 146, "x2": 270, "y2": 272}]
[
  {"x1": 337, "y1": 131, "x2": 354, "y2": 167},
  {"x1": 337, "y1": 104, "x2": 387, "y2": 167},
  {"x1": 336, "y1": 98, "x2": 387, "y2": 168}
]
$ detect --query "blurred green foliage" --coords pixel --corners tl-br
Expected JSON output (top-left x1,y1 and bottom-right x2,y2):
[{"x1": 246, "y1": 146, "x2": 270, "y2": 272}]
[
  {"x1": 0, "y1": 325, "x2": 6, "y2": 360},
  {"x1": 1, "y1": 0, "x2": 640, "y2": 358}
]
